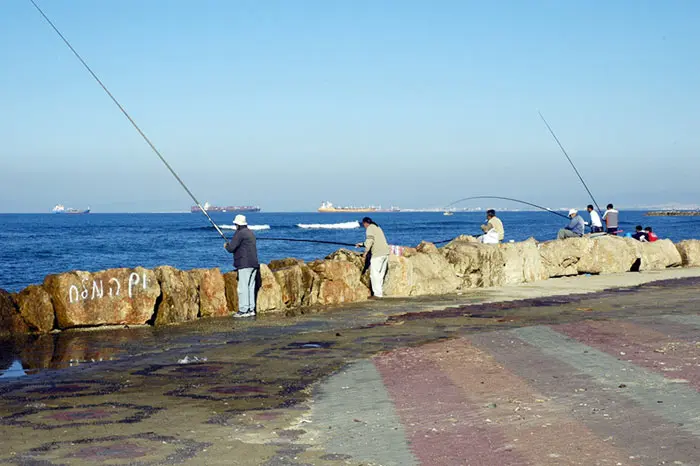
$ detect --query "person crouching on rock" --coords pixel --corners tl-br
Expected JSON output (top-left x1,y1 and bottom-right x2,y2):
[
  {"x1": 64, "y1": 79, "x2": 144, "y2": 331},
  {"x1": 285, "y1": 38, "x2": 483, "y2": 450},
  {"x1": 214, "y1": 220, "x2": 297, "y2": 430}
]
[
  {"x1": 224, "y1": 215, "x2": 260, "y2": 318},
  {"x1": 479, "y1": 209, "x2": 504, "y2": 244},
  {"x1": 644, "y1": 226, "x2": 658, "y2": 242},
  {"x1": 356, "y1": 217, "x2": 390, "y2": 298},
  {"x1": 632, "y1": 225, "x2": 649, "y2": 242},
  {"x1": 558, "y1": 209, "x2": 585, "y2": 240}
]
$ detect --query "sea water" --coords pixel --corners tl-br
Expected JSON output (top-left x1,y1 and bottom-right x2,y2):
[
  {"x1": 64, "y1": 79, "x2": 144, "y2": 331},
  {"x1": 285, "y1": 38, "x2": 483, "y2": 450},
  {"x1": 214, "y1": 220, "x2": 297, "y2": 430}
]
[{"x1": 1, "y1": 211, "x2": 699, "y2": 292}]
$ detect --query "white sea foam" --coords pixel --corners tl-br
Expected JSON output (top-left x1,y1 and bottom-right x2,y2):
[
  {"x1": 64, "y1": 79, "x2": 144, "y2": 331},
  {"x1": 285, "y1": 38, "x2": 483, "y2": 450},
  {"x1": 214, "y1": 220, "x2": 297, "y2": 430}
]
[
  {"x1": 296, "y1": 221, "x2": 360, "y2": 230},
  {"x1": 220, "y1": 224, "x2": 271, "y2": 231}
]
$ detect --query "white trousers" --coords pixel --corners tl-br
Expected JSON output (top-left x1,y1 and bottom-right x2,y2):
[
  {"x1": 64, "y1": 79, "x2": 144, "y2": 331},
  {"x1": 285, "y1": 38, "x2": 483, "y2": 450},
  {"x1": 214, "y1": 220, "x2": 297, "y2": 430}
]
[
  {"x1": 479, "y1": 229, "x2": 500, "y2": 244},
  {"x1": 370, "y1": 255, "x2": 389, "y2": 297}
]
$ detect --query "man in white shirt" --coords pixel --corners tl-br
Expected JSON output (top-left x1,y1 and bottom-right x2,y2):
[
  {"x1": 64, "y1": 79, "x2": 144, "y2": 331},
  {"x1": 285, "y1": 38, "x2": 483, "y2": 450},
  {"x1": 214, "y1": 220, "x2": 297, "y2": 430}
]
[{"x1": 587, "y1": 205, "x2": 603, "y2": 233}]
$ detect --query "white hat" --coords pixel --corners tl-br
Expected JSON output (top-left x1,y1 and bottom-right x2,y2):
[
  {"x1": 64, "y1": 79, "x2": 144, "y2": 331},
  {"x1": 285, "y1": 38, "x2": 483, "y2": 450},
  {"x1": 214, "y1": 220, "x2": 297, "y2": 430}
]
[
  {"x1": 233, "y1": 214, "x2": 247, "y2": 226},
  {"x1": 568, "y1": 209, "x2": 578, "y2": 216}
]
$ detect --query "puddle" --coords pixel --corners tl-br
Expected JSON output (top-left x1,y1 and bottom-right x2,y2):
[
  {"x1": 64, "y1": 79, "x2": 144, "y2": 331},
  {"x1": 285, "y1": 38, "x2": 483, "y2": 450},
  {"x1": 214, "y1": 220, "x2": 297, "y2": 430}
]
[{"x1": 0, "y1": 360, "x2": 28, "y2": 379}]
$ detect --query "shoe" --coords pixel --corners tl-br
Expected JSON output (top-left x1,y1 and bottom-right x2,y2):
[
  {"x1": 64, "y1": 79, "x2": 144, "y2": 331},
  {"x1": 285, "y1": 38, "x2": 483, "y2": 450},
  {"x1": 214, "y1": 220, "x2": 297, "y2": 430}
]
[{"x1": 233, "y1": 311, "x2": 255, "y2": 318}]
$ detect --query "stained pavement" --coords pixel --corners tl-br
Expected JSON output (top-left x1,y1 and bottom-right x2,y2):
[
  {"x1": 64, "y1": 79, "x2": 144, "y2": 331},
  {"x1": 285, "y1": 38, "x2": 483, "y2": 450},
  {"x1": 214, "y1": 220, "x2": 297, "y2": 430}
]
[{"x1": 0, "y1": 269, "x2": 699, "y2": 465}]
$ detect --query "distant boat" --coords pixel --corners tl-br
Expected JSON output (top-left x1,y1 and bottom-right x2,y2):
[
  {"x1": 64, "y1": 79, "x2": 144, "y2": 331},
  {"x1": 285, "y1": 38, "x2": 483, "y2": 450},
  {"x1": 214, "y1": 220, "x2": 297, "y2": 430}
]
[
  {"x1": 52, "y1": 204, "x2": 90, "y2": 214},
  {"x1": 443, "y1": 211, "x2": 454, "y2": 216},
  {"x1": 191, "y1": 202, "x2": 260, "y2": 213},
  {"x1": 318, "y1": 201, "x2": 401, "y2": 213}
]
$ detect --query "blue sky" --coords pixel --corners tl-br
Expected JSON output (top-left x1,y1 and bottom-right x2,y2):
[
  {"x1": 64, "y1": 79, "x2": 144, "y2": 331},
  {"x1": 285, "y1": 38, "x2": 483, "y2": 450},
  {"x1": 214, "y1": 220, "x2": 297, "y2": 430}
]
[{"x1": 1, "y1": 0, "x2": 698, "y2": 212}]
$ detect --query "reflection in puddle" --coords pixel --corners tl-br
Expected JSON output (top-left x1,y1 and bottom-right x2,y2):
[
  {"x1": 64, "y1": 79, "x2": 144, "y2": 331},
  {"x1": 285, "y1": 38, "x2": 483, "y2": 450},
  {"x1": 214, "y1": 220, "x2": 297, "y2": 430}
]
[
  {"x1": 0, "y1": 360, "x2": 27, "y2": 379},
  {"x1": 0, "y1": 326, "x2": 157, "y2": 378}
]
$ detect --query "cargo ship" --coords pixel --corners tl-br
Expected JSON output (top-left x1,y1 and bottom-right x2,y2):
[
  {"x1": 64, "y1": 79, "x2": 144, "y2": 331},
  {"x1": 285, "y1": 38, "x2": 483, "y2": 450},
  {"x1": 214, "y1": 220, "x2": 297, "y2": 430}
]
[
  {"x1": 191, "y1": 202, "x2": 261, "y2": 213},
  {"x1": 52, "y1": 204, "x2": 90, "y2": 214},
  {"x1": 317, "y1": 201, "x2": 400, "y2": 213}
]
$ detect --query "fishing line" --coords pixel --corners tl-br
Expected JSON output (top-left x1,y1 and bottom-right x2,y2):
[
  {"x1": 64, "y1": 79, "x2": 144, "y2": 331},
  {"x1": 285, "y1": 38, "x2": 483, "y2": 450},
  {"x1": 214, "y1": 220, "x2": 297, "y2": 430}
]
[
  {"x1": 258, "y1": 238, "x2": 357, "y2": 247},
  {"x1": 444, "y1": 195, "x2": 570, "y2": 219},
  {"x1": 538, "y1": 111, "x2": 603, "y2": 215},
  {"x1": 29, "y1": 0, "x2": 228, "y2": 240}
]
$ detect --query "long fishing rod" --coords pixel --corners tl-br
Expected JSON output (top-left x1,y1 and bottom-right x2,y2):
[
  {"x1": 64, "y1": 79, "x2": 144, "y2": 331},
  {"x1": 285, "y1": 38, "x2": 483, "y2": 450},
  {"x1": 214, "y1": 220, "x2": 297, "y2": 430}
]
[
  {"x1": 29, "y1": 0, "x2": 227, "y2": 240},
  {"x1": 444, "y1": 195, "x2": 570, "y2": 219},
  {"x1": 538, "y1": 111, "x2": 603, "y2": 215}
]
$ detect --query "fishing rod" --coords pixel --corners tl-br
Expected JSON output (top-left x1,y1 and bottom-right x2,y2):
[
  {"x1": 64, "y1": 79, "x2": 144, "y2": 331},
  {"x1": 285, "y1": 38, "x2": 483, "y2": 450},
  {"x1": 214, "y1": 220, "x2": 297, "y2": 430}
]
[
  {"x1": 538, "y1": 111, "x2": 603, "y2": 215},
  {"x1": 444, "y1": 195, "x2": 570, "y2": 219},
  {"x1": 29, "y1": 0, "x2": 228, "y2": 241}
]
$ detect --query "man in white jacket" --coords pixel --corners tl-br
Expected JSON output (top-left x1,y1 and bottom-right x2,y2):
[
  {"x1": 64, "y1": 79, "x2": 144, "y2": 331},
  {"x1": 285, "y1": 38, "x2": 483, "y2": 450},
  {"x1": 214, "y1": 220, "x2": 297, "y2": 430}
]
[{"x1": 356, "y1": 217, "x2": 390, "y2": 298}]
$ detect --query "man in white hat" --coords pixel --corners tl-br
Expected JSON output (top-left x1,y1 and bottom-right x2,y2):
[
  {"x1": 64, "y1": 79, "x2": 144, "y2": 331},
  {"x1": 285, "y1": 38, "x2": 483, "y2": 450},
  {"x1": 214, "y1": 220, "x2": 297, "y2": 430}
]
[
  {"x1": 558, "y1": 209, "x2": 585, "y2": 239},
  {"x1": 224, "y1": 214, "x2": 259, "y2": 318}
]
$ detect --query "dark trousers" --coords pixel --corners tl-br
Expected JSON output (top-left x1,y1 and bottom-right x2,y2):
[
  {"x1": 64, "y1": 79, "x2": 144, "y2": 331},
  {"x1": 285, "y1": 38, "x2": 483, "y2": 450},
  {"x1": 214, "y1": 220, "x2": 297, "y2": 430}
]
[
  {"x1": 607, "y1": 227, "x2": 619, "y2": 235},
  {"x1": 591, "y1": 226, "x2": 603, "y2": 233}
]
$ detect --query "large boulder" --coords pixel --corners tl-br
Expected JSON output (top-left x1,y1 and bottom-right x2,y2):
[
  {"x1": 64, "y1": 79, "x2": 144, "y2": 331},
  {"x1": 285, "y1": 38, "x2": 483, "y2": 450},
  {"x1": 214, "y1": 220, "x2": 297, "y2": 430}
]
[
  {"x1": 190, "y1": 268, "x2": 228, "y2": 318},
  {"x1": 326, "y1": 249, "x2": 371, "y2": 289},
  {"x1": 538, "y1": 238, "x2": 592, "y2": 277},
  {"x1": 383, "y1": 254, "x2": 414, "y2": 297},
  {"x1": 499, "y1": 238, "x2": 548, "y2": 285},
  {"x1": 676, "y1": 240, "x2": 700, "y2": 267},
  {"x1": 270, "y1": 259, "x2": 320, "y2": 308},
  {"x1": 256, "y1": 264, "x2": 285, "y2": 313},
  {"x1": 154, "y1": 266, "x2": 198, "y2": 325},
  {"x1": 441, "y1": 240, "x2": 505, "y2": 288},
  {"x1": 223, "y1": 271, "x2": 238, "y2": 314},
  {"x1": 44, "y1": 268, "x2": 160, "y2": 329},
  {"x1": 309, "y1": 259, "x2": 370, "y2": 305},
  {"x1": 576, "y1": 236, "x2": 639, "y2": 274},
  {"x1": 402, "y1": 242, "x2": 460, "y2": 295},
  {"x1": 634, "y1": 239, "x2": 683, "y2": 270},
  {"x1": 14, "y1": 285, "x2": 55, "y2": 333},
  {"x1": 0, "y1": 290, "x2": 28, "y2": 337}
]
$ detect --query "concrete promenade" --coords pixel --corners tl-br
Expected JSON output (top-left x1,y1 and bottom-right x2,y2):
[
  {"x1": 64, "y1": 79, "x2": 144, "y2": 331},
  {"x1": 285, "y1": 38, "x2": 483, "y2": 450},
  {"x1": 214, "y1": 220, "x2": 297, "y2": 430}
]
[{"x1": 0, "y1": 268, "x2": 699, "y2": 465}]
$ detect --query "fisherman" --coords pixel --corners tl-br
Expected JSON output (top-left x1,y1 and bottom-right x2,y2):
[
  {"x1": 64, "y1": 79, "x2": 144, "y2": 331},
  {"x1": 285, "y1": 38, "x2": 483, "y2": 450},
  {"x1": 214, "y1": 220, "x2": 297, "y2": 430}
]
[
  {"x1": 479, "y1": 209, "x2": 505, "y2": 244},
  {"x1": 644, "y1": 226, "x2": 659, "y2": 242},
  {"x1": 356, "y1": 217, "x2": 390, "y2": 298},
  {"x1": 632, "y1": 225, "x2": 648, "y2": 242},
  {"x1": 603, "y1": 203, "x2": 619, "y2": 235},
  {"x1": 587, "y1": 204, "x2": 603, "y2": 233},
  {"x1": 224, "y1": 215, "x2": 260, "y2": 318},
  {"x1": 558, "y1": 209, "x2": 585, "y2": 239}
]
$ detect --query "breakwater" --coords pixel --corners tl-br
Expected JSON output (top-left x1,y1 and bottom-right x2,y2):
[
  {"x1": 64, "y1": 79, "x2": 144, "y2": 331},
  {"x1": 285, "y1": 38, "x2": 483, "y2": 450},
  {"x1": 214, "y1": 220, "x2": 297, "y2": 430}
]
[
  {"x1": 646, "y1": 211, "x2": 700, "y2": 217},
  {"x1": 2, "y1": 236, "x2": 700, "y2": 336}
]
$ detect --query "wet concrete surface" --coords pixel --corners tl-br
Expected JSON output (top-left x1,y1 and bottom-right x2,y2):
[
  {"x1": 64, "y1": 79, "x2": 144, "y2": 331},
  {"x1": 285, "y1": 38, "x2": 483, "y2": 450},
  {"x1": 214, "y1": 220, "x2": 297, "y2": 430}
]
[{"x1": 0, "y1": 272, "x2": 699, "y2": 464}]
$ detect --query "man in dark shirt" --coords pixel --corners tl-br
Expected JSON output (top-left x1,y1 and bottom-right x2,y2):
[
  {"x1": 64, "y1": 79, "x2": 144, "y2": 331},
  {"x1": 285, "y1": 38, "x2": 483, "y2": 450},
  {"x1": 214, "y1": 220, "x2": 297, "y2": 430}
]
[
  {"x1": 224, "y1": 215, "x2": 260, "y2": 318},
  {"x1": 632, "y1": 225, "x2": 648, "y2": 242}
]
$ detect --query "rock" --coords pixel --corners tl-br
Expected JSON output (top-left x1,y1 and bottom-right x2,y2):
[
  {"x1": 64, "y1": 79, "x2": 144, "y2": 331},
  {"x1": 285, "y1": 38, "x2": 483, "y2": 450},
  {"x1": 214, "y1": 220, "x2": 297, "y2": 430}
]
[
  {"x1": 44, "y1": 268, "x2": 159, "y2": 329},
  {"x1": 14, "y1": 285, "x2": 55, "y2": 333},
  {"x1": 271, "y1": 260, "x2": 320, "y2": 308},
  {"x1": 326, "y1": 249, "x2": 371, "y2": 289},
  {"x1": 404, "y1": 244, "x2": 460, "y2": 295},
  {"x1": 154, "y1": 266, "x2": 198, "y2": 325},
  {"x1": 18, "y1": 334, "x2": 55, "y2": 371},
  {"x1": 538, "y1": 238, "x2": 592, "y2": 278},
  {"x1": 223, "y1": 271, "x2": 238, "y2": 314},
  {"x1": 383, "y1": 254, "x2": 414, "y2": 297},
  {"x1": 310, "y1": 260, "x2": 370, "y2": 305},
  {"x1": 676, "y1": 240, "x2": 700, "y2": 267},
  {"x1": 0, "y1": 290, "x2": 28, "y2": 337},
  {"x1": 576, "y1": 236, "x2": 639, "y2": 274},
  {"x1": 256, "y1": 264, "x2": 285, "y2": 313},
  {"x1": 190, "y1": 269, "x2": 228, "y2": 318},
  {"x1": 499, "y1": 238, "x2": 548, "y2": 284},
  {"x1": 635, "y1": 239, "x2": 683, "y2": 271},
  {"x1": 441, "y1": 240, "x2": 505, "y2": 288}
]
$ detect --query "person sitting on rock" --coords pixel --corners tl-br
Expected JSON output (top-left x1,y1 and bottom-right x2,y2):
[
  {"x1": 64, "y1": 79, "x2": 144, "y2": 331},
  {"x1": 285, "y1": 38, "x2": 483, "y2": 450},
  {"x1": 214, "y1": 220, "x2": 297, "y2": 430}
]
[
  {"x1": 632, "y1": 225, "x2": 649, "y2": 242},
  {"x1": 558, "y1": 209, "x2": 585, "y2": 239},
  {"x1": 224, "y1": 215, "x2": 260, "y2": 318},
  {"x1": 587, "y1": 204, "x2": 603, "y2": 233},
  {"x1": 479, "y1": 209, "x2": 504, "y2": 244},
  {"x1": 644, "y1": 226, "x2": 658, "y2": 242},
  {"x1": 603, "y1": 203, "x2": 619, "y2": 235},
  {"x1": 356, "y1": 217, "x2": 390, "y2": 298}
]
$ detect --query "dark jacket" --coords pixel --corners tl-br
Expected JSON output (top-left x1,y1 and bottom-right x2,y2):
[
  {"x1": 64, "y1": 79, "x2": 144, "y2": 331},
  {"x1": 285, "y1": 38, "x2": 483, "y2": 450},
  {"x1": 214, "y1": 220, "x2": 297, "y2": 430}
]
[{"x1": 225, "y1": 226, "x2": 259, "y2": 269}]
